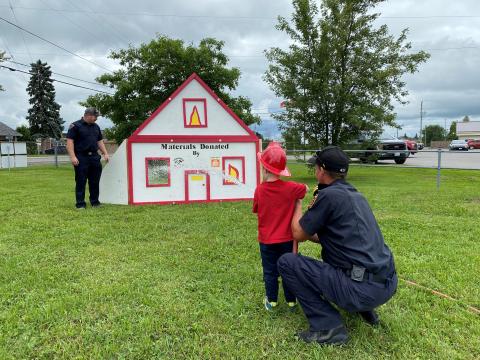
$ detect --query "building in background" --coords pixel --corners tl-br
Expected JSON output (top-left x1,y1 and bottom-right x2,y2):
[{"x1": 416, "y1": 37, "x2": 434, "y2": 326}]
[
  {"x1": 457, "y1": 121, "x2": 480, "y2": 140},
  {"x1": 0, "y1": 122, "x2": 27, "y2": 168},
  {"x1": 0, "y1": 121, "x2": 22, "y2": 141}
]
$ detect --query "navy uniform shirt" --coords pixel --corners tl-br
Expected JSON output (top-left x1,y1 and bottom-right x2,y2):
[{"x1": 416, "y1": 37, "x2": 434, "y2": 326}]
[
  {"x1": 66, "y1": 119, "x2": 103, "y2": 155},
  {"x1": 299, "y1": 179, "x2": 395, "y2": 277}
]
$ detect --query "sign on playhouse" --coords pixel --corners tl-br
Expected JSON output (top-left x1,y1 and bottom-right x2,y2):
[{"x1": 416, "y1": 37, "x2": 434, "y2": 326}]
[{"x1": 99, "y1": 73, "x2": 260, "y2": 205}]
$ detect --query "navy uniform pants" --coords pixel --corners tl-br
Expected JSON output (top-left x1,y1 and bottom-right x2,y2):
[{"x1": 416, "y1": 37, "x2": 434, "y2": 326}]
[
  {"x1": 74, "y1": 154, "x2": 102, "y2": 208},
  {"x1": 278, "y1": 253, "x2": 397, "y2": 331}
]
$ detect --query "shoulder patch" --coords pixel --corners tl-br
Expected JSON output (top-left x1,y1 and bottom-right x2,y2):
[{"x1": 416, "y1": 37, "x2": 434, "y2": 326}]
[{"x1": 69, "y1": 123, "x2": 75, "y2": 129}]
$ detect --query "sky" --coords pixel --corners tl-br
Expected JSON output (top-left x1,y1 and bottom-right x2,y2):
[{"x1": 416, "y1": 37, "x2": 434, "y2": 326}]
[{"x1": 1, "y1": 0, "x2": 480, "y2": 140}]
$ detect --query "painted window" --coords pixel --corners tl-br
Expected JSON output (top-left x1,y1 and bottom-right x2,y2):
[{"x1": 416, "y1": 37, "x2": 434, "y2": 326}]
[
  {"x1": 146, "y1": 158, "x2": 171, "y2": 187},
  {"x1": 183, "y1": 98, "x2": 208, "y2": 128},
  {"x1": 222, "y1": 157, "x2": 245, "y2": 185}
]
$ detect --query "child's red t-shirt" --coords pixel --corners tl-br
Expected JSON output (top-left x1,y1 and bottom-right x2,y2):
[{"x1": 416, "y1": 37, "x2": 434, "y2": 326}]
[{"x1": 253, "y1": 180, "x2": 307, "y2": 244}]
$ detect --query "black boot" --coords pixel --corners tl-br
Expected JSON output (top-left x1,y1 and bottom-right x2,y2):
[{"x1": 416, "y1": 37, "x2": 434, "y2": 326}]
[
  {"x1": 359, "y1": 310, "x2": 380, "y2": 326},
  {"x1": 295, "y1": 325, "x2": 348, "y2": 345}
]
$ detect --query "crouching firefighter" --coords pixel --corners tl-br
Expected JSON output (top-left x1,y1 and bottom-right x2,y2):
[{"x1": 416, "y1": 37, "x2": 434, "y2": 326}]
[{"x1": 278, "y1": 146, "x2": 398, "y2": 345}]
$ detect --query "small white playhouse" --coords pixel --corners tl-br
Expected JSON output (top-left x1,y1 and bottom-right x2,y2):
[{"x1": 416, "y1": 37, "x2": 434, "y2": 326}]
[{"x1": 99, "y1": 73, "x2": 260, "y2": 205}]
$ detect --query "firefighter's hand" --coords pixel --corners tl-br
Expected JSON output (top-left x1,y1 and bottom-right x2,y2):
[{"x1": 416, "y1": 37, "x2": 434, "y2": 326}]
[{"x1": 71, "y1": 156, "x2": 79, "y2": 166}]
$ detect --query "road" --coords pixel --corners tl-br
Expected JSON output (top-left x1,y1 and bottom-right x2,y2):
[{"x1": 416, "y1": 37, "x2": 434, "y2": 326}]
[
  {"x1": 397, "y1": 149, "x2": 480, "y2": 170},
  {"x1": 288, "y1": 149, "x2": 480, "y2": 170},
  {"x1": 27, "y1": 155, "x2": 70, "y2": 165}
]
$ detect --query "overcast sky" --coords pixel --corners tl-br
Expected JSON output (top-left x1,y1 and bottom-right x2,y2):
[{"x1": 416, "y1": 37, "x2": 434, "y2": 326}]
[{"x1": 1, "y1": 0, "x2": 479, "y2": 140}]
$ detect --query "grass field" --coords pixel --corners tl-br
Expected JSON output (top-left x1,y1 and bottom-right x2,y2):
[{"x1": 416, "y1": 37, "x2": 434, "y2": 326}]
[{"x1": 0, "y1": 164, "x2": 479, "y2": 359}]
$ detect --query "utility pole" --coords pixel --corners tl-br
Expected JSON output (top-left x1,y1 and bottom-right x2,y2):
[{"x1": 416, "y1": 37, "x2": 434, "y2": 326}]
[
  {"x1": 420, "y1": 100, "x2": 423, "y2": 144},
  {"x1": 444, "y1": 118, "x2": 447, "y2": 140}
]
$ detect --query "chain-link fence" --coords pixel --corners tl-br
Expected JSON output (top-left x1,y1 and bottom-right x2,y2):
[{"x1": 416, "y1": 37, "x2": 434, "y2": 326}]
[
  {"x1": 285, "y1": 147, "x2": 480, "y2": 189},
  {"x1": 2, "y1": 139, "x2": 479, "y2": 189}
]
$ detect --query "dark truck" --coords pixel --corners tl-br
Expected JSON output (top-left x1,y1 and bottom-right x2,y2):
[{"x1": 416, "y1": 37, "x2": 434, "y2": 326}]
[{"x1": 349, "y1": 137, "x2": 410, "y2": 164}]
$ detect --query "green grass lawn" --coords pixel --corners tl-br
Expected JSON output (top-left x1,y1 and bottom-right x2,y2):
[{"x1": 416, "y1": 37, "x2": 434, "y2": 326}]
[{"x1": 0, "y1": 164, "x2": 479, "y2": 359}]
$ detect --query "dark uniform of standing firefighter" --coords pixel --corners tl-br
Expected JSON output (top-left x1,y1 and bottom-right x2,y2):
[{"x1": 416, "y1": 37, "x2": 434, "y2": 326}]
[
  {"x1": 66, "y1": 108, "x2": 109, "y2": 209},
  {"x1": 278, "y1": 146, "x2": 397, "y2": 345}
]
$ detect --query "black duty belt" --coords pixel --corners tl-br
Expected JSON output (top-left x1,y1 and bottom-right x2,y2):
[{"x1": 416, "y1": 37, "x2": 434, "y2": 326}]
[
  {"x1": 344, "y1": 266, "x2": 389, "y2": 284},
  {"x1": 78, "y1": 151, "x2": 97, "y2": 156}
]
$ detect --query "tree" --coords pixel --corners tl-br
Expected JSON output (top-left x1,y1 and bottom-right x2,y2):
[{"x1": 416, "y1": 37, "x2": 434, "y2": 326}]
[
  {"x1": 264, "y1": 0, "x2": 430, "y2": 148},
  {"x1": 26, "y1": 60, "x2": 63, "y2": 139},
  {"x1": 462, "y1": 115, "x2": 470, "y2": 122},
  {"x1": 447, "y1": 121, "x2": 457, "y2": 141},
  {"x1": 422, "y1": 125, "x2": 445, "y2": 146},
  {"x1": 282, "y1": 127, "x2": 304, "y2": 149},
  {"x1": 82, "y1": 36, "x2": 260, "y2": 144},
  {"x1": 16, "y1": 125, "x2": 38, "y2": 154}
]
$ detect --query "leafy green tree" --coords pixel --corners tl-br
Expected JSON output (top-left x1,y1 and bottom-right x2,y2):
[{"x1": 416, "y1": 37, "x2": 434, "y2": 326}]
[
  {"x1": 447, "y1": 121, "x2": 457, "y2": 141},
  {"x1": 282, "y1": 128, "x2": 303, "y2": 149},
  {"x1": 26, "y1": 60, "x2": 63, "y2": 139},
  {"x1": 264, "y1": 0, "x2": 430, "y2": 148},
  {"x1": 16, "y1": 125, "x2": 38, "y2": 154},
  {"x1": 83, "y1": 36, "x2": 260, "y2": 144},
  {"x1": 422, "y1": 125, "x2": 445, "y2": 146}
]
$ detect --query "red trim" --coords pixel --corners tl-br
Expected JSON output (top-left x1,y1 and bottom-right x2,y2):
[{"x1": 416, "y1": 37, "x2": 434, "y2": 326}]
[
  {"x1": 130, "y1": 198, "x2": 253, "y2": 206},
  {"x1": 183, "y1": 98, "x2": 208, "y2": 128},
  {"x1": 127, "y1": 139, "x2": 133, "y2": 205},
  {"x1": 130, "y1": 73, "x2": 258, "y2": 138},
  {"x1": 222, "y1": 156, "x2": 246, "y2": 185},
  {"x1": 126, "y1": 138, "x2": 260, "y2": 205},
  {"x1": 193, "y1": 74, "x2": 257, "y2": 137},
  {"x1": 256, "y1": 139, "x2": 261, "y2": 186},
  {"x1": 184, "y1": 170, "x2": 210, "y2": 202},
  {"x1": 129, "y1": 135, "x2": 257, "y2": 143},
  {"x1": 145, "y1": 157, "x2": 171, "y2": 187}
]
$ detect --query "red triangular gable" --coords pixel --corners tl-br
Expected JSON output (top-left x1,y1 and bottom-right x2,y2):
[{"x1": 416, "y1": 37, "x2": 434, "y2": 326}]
[{"x1": 130, "y1": 73, "x2": 257, "y2": 139}]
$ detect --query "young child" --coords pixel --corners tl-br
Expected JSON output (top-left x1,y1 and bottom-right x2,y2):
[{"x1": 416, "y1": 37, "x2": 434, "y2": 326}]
[{"x1": 253, "y1": 142, "x2": 308, "y2": 310}]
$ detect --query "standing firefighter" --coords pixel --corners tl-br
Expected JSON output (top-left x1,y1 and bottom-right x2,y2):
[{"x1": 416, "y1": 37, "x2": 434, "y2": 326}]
[
  {"x1": 66, "y1": 107, "x2": 109, "y2": 209},
  {"x1": 278, "y1": 146, "x2": 397, "y2": 345}
]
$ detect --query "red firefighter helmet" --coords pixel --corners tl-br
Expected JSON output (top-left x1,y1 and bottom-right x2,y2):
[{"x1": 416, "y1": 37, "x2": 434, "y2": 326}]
[{"x1": 257, "y1": 142, "x2": 291, "y2": 177}]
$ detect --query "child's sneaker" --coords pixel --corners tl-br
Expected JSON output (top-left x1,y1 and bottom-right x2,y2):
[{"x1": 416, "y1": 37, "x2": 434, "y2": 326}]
[
  {"x1": 264, "y1": 297, "x2": 278, "y2": 311},
  {"x1": 287, "y1": 301, "x2": 298, "y2": 311}
]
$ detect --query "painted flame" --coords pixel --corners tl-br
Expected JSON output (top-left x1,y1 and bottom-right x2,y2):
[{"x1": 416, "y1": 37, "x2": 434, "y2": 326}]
[
  {"x1": 189, "y1": 105, "x2": 201, "y2": 126},
  {"x1": 228, "y1": 164, "x2": 240, "y2": 183}
]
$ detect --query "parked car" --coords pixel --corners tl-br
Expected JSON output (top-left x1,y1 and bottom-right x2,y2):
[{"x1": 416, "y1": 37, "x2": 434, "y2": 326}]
[
  {"x1": 44, "y1": 145, "x2": 67, "y2": 154},
  {"x1": 359, "y1": 137, "x2": 410, "y2": 164},
  {"x1": 449, "y1": 140, "x2": 468, "y2": 151},
  {"x1": 404, "y1": 139, "x2": 418, "y2": 154},
  {"x1": 467, "y1": 139, "x2": 480, "y2": 149}
]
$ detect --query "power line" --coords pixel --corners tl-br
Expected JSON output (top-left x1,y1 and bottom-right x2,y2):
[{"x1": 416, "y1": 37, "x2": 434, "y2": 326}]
[
  {"x1": 0, "y1": 65, "x2": 114, "y2": 95},
  {"x1": 37, "y1": 0, "x2": 112, "y2": 49},
  {"x1": 8, "y1": 0, "x2": 32, "y2": 62},
  {"x1": 0, "y1": 16, "x2": 114, "y2": 73},
  {"x1": 5, "y1": 60, "x2": 112, "y2": 88},
  {"x1": 0, "y1": 6, "x2": 276, "y2": 20},
  {"x1": 63, "y1": 0, "x2": 130, "y2": 46},
  {"x1": 3, "y1": 5, "x2": 480, "y2": 20}
]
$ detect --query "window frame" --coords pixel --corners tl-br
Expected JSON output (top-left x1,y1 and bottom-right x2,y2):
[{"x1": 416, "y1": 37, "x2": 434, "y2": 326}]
[{"x1": 145, "y1": 157, "x2": 171, "y2": 187}]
